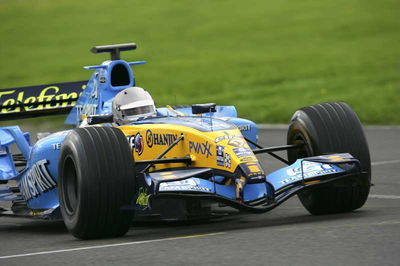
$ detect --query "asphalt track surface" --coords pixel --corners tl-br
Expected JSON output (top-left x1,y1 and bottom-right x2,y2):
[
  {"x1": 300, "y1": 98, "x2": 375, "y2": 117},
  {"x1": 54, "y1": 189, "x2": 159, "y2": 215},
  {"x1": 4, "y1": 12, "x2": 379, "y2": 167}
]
[{"x1": 0, "y1": 126, "x2": 399, "y2": 266}]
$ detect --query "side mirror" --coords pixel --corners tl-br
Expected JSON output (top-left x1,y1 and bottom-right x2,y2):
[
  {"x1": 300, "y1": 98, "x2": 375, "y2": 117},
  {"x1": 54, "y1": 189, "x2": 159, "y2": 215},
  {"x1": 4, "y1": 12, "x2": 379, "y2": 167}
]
[{"x1": 191, "y1": 103, "x2": 217, "y2": 114}]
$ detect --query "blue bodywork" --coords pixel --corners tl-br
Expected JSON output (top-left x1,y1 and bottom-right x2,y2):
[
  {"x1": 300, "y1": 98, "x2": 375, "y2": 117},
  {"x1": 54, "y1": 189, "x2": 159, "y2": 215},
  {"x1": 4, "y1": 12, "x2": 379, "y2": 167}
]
[
  {"x1": 0, "y1": 55, "x2": 359, "y2": 219},
  {"x1": 65, "y1": 60, "x2": 145, "y2": 125}
]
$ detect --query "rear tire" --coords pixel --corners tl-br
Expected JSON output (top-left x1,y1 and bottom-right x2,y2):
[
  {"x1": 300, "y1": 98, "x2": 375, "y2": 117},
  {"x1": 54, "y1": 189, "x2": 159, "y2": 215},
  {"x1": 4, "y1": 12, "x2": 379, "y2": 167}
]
[
  {"x1": 287, "y1": 102, "x2": 371, "y2": 215},
  {"x1": 58, "y1": 127, "x2": 135, "y2": 239}
]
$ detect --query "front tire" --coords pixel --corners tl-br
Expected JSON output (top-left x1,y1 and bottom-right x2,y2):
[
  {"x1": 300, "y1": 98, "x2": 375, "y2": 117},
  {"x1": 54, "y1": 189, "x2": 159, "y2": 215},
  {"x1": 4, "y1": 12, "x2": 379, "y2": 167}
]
[
  {"x1": 58, "y1": 127, "x2": 136, "y2": 239},
  {"x1": 287, "y1": 102, "x2": 371, "y2": 215}
]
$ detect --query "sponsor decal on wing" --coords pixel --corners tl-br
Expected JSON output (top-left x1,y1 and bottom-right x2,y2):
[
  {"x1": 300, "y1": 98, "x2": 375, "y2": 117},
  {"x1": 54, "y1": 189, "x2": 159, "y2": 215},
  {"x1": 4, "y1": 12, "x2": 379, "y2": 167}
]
[
  {"x1": 0, "y1": 81, "x2": 86, "y2": 114},
  {"x1": 159, "y1": 179, "x2": 211, "y2": 192},
  {"x1": 281, "y1": 161, "x2": 337, "y2": 184}
]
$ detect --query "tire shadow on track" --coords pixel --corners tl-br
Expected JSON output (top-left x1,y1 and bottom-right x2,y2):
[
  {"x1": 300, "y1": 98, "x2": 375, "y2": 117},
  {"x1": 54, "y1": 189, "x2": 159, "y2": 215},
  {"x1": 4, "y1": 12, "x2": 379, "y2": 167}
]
[
  {"x1": 0, "y1": 209, "x2": 374, "y2": 241},
  {"x1": 122, "y1": 209, "x2": 373, "y2": 240},
  {"x1": 0, "y1": 220, "x2": 67, "y2": 235}
]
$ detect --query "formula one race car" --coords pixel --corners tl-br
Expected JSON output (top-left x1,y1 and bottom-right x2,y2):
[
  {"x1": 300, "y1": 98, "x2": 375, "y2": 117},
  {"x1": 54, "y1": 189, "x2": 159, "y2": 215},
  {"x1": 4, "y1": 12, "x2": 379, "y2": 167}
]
[{"x1": 0, "y1": 43, "x2": 371, "y2": 239}]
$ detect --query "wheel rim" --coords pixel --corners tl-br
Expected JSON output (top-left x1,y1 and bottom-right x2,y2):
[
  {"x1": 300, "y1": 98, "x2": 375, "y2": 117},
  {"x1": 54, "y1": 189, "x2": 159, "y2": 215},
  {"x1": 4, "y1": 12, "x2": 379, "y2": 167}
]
[
  {"x1": 291, "y1": 132, "x2": 313, "y2": 160},
  {"x1": 63, "y1": 155, "x2": 79, "y2": 215}
]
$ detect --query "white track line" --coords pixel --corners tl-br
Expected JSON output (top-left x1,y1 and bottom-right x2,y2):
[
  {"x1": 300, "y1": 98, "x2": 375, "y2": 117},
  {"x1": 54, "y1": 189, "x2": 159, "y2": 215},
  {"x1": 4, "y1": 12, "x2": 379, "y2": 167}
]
[
  {"x1": 257, "y1": 124, "x2": 400, "y2": 130},
  {"x1": 372, "y1": 160, "x2": 400, "y2": 166},
  {"x1": 369, "y1": 160, "x2": 400, "y2": 199},
  {"x1": 0, "y1": 232, "x2": 225, "y2": 260},
  {"x1": 369, "y1": 194, "x2": 400, "y2": 200}
]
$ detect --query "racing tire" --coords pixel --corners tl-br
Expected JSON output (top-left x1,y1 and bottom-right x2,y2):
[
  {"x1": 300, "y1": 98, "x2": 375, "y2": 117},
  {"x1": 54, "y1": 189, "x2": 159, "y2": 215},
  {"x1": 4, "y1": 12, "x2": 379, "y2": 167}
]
[
  {"x1": 58, "y1": 127, "x2": 135, "y2": 239},
  {"x1": 287, "y1": 102, "x2": 371, "y2": 215}
]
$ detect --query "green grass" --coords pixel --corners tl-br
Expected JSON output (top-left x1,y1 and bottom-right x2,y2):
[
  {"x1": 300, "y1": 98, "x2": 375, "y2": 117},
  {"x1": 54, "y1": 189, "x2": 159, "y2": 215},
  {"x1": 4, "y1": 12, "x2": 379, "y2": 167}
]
[{"x1": 1, "y1": 0, "x2": 399, "y2": 125}]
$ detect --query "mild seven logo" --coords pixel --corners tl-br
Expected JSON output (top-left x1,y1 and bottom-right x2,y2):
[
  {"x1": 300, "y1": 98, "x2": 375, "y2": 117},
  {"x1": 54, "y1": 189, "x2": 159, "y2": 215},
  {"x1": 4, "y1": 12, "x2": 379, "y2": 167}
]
[{"x1": 189, "y1": 141, "x2": 212, "y2": 158}]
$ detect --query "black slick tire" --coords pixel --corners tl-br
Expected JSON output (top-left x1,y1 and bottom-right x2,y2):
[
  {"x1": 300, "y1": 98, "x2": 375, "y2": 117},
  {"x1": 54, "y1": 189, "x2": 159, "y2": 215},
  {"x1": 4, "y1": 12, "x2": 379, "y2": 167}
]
[
  {"x1": 287, "y1": 102, "x2": 371, "y2": 215},
  {"x1": 58, "y1": 127, "x2": 135, "y2": 239}
]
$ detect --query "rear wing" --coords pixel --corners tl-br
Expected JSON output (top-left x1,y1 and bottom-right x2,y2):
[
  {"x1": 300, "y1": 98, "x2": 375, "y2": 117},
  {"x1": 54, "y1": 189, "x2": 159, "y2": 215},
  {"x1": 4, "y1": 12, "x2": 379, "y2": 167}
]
[
  {"x1": 0, "y1": 81, "x2": 87, "y2": 121},
  {"x1": 1, "y1": 43, "x2": 144, "y2": 123}
]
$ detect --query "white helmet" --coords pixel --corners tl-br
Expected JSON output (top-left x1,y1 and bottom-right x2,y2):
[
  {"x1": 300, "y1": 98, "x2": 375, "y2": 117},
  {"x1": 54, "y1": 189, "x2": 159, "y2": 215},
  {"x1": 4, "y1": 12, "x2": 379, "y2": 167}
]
[{"x1": 112, "y1": 87, "x2": 156, "y2": 125}]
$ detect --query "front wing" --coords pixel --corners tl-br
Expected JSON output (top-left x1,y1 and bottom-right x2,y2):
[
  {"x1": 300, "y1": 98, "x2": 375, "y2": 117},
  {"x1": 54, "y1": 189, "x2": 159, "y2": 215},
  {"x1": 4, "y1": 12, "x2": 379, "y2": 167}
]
[{"x1": 142, "y1": 153, "x2": 363, "y2": 213}]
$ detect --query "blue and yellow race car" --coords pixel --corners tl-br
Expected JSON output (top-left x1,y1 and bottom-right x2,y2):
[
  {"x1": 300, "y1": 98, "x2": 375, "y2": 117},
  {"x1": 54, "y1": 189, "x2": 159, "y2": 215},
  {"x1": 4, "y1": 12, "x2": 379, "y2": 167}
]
[{"x1": 0, "y1": 43, "x2": 371, "y2": 239}]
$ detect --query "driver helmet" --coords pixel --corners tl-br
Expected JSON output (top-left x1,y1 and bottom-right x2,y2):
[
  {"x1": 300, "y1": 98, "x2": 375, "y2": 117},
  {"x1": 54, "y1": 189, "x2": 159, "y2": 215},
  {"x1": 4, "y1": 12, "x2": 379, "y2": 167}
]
[{"x1": 112, "y1": 87, "x2": 156, "y2": 125}]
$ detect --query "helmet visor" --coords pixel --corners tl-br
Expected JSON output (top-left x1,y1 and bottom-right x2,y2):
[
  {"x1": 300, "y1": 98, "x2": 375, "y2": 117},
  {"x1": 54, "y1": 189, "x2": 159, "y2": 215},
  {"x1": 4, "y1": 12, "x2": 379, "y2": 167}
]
[{"x1": 121, "y1": 105, "x2": 156, "y2": 117}]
